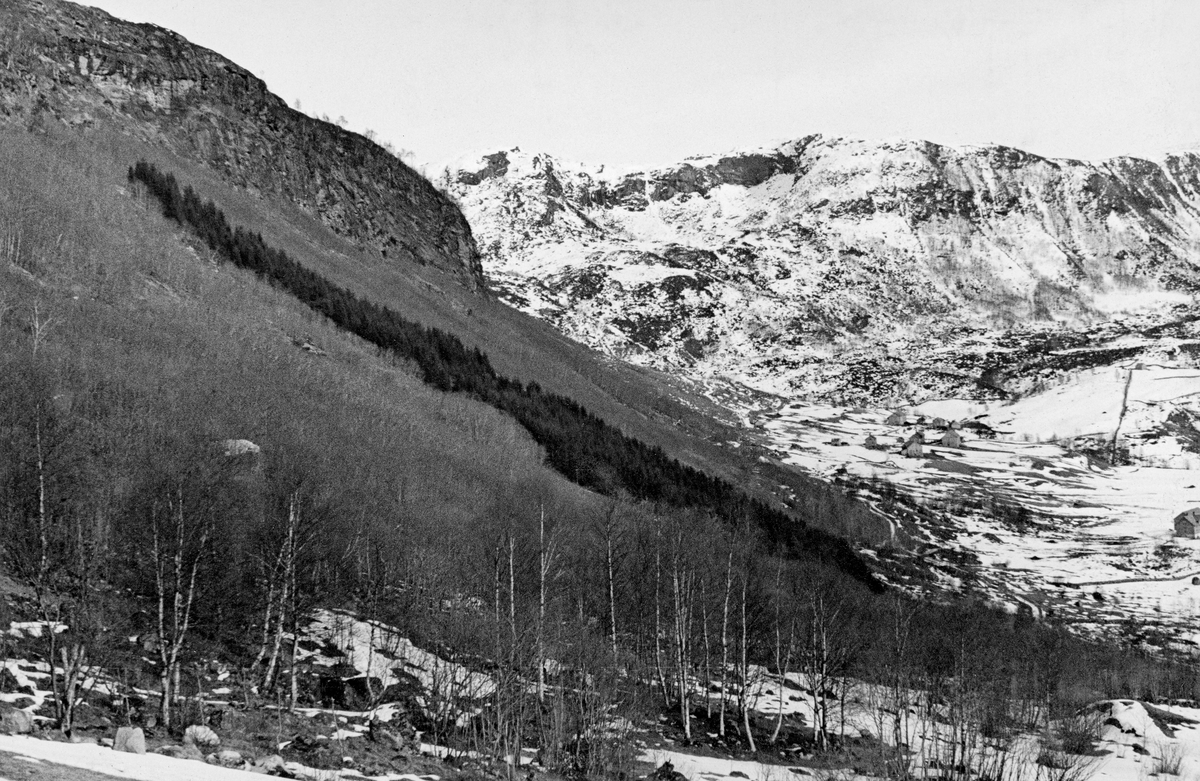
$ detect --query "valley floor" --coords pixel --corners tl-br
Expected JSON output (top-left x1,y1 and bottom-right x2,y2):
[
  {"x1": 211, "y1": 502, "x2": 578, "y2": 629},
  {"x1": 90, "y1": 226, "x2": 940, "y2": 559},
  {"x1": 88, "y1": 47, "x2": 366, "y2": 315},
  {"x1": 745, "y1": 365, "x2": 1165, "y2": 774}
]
[{"x1": 735, "y1": 358, "x2": 1200, "y2": 654}]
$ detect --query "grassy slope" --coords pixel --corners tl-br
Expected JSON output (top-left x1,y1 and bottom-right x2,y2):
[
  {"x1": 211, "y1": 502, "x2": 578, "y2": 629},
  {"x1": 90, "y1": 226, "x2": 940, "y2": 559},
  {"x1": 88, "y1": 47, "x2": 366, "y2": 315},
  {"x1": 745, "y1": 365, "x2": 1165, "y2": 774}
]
[
  {"x1": 70, "y1": 125, "x2": 887, "y2": 546},
  {"x1": 0, "y1": 125, "x2": 605, "y2": 593}
]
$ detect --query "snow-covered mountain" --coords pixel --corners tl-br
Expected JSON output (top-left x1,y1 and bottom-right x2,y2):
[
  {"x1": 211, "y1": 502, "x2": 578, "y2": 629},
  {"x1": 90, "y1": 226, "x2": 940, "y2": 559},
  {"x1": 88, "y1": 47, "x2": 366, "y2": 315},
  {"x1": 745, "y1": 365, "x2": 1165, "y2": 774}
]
[
  {"x1": 441, "y1": 137, "x2": 1200, "y2": 403},
  {"x1": 444, "y1": 137, "x2": 1200, "y2": 639}
]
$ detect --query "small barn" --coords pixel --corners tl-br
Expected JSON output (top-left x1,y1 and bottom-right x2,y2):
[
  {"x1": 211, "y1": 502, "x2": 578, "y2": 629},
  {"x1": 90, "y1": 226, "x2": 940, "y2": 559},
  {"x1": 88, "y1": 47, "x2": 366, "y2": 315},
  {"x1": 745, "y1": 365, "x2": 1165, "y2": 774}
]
[
  {"x1": 885, "y1": 410, "x2": 907, "y2": 426},
  {"x1": 899, "y1": 432, "x2": 924, "y2": 458},
  {"x1": 864, "y1": 434, "x2": 879, "y2": 449},
  {"x1": 1175, "y1": 508, "x2": 1200, "y2": 539},
  {"x1": 931, "y1": 417, "x2": 948, "y2": 429},
  {"x1": 939, "y1": 430, "x2": 963, "y2": 448}
]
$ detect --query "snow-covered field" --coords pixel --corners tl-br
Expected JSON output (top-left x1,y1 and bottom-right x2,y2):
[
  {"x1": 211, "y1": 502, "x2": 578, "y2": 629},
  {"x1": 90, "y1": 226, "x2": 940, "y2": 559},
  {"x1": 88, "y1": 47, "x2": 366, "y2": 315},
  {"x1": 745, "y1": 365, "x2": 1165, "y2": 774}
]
[{"x1": 753, "y1": 360, "x2": 1200, "y2": 648}]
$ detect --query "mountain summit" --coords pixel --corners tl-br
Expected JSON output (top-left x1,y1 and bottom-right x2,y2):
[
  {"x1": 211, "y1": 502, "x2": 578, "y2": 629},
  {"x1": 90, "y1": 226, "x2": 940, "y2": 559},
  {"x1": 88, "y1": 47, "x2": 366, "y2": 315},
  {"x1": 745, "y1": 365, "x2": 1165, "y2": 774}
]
[
  {"x1": 0, "y1": 0, "x2": 484, "y2": 288},
  {"x1": 442, "y1": 138, "x2": 1200, "y2": 401}
]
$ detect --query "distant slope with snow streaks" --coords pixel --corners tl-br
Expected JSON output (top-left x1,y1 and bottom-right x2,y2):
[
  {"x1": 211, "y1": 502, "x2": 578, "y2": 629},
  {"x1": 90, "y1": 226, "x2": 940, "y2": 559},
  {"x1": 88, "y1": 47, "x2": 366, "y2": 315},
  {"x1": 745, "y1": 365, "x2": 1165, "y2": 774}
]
[{"x1": 441, "y1": 137, "x2": 1200, "y2": 403}]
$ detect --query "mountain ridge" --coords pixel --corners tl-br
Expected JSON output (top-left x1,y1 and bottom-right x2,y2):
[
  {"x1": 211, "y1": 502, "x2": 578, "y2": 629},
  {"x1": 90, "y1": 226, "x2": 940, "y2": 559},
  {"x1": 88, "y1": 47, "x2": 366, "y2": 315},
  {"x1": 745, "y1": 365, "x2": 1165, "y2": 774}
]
[
  {"x1": 442, "y1": 136, "x2": 1200, "y2": 402},
  {"x1": 0, "y1": 0, "x2": 485, "y2": 289}
]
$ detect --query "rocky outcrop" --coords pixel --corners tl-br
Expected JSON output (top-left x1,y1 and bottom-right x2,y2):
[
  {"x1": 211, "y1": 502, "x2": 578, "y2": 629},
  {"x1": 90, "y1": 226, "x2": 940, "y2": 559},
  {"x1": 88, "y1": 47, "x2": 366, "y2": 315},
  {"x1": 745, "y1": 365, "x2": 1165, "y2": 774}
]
[
  {"x1": 0, "y1": 0, "x2": 484, "y2": 289},
  {"x1": 445, "y1": 138, "x2": 1200, "y2": 401}
]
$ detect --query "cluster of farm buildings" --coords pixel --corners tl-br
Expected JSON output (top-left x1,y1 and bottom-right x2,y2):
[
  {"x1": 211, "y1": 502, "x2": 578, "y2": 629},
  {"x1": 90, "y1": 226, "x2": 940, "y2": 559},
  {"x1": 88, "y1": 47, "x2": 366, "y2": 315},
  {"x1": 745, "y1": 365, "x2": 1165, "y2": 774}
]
[{"x1": 864, "y1": 410, "x2": 972, "y2": 457}]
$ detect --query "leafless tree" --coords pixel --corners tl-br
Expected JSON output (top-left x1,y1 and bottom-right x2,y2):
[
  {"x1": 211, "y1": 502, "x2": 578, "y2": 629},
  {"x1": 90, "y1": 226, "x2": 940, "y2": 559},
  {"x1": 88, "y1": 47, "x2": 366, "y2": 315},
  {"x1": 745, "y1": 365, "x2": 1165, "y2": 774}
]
[{"x1": 151, "y1": 481, "x2": 213, "y2": 729}]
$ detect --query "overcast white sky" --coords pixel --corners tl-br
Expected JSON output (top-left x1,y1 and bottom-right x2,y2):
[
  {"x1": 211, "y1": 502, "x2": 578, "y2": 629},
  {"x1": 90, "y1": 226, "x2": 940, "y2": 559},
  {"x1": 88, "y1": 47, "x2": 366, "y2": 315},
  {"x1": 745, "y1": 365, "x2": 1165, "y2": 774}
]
[{"x1": 84, "y1": 0, "x2": 1200, "y2": 169}]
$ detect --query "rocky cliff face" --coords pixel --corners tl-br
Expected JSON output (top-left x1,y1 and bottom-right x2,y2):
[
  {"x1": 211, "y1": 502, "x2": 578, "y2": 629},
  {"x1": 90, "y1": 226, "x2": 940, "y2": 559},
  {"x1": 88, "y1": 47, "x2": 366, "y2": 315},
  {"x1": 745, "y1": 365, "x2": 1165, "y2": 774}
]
[
  {"x1": 0, "y1": 0, "x2": 483, "y2": 288},
  {"x1": 442, "y1": 138, "x2": 1200, "y2": 402}
]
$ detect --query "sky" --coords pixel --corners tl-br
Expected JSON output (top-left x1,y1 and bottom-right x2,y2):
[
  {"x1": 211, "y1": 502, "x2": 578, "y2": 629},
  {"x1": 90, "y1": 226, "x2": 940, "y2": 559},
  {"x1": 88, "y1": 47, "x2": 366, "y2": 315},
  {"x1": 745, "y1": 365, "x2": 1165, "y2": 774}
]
[{"x1": 83, "y1": 0, "x2": 1200, "y2": 170}]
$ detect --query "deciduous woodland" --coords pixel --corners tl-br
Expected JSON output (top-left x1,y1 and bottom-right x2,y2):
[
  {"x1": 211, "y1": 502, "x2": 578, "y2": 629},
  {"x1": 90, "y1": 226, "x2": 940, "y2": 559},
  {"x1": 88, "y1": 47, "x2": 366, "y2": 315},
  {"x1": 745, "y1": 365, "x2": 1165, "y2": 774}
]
[{"x1": 0, "y1": 131, "x2": 1195, "y2": 777}]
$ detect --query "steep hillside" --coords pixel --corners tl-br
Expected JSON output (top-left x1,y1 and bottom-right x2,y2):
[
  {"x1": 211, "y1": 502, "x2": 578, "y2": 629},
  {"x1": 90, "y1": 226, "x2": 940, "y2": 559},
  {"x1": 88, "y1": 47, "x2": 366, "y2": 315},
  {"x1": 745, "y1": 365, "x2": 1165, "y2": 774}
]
[
  {"x1": 442, "y1": 140, "x2": 1200, "y2": 402},
  {"x1": 0, "y1": 0, "x2": 483, "y2": 287},
  {"x1": 0, "y1": 0, "x2": 902, "y2": 548}
]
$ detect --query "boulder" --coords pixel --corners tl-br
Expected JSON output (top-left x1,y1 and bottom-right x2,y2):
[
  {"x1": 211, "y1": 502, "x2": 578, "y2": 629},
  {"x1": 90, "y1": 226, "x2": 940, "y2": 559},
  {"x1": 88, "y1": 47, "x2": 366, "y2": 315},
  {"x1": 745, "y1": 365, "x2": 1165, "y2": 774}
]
[
  {"x1": 113, "y1": 726, "x2": 146, "y2": 754},
  {"x1": 215, "y1": 749, "x2": 243, "y2": 768},
  {"x1": 255, "y1": 754, "x2": 286, "y2": 772},
  {"x1": 157, "y1": 743, "x2": 205, "y2": 761},
  {"x1": 221, "y1": 438, "x2": 261, "y2": 457},
  {"x1": 0, "y1": 705, "x2": 33, "y2": 735},
  {"x1": 183, "y1": 723, "x2": 220, "y2": 750}
]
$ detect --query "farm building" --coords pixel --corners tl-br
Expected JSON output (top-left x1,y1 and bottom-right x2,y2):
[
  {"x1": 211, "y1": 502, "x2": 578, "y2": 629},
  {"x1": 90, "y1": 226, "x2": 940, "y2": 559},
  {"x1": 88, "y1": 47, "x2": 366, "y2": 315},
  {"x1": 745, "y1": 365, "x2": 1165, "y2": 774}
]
[
  {"x1": 939, "y1": 430, "x2": 963, "y2": 448},
  {"x1": 899, "y1": 432, "x2": 924, "y2": 458},
  {"x1": 931, "y1": 417, "x2": 948, "y2": 428},
  {"x1": 885, "y1": 410, "x2": 907, "y2": 426},
  {"x1": 1175, "y1": 508, "x2": 1200, "y2": 538},
  {"x1": 864, "y1": 434, "x2": 879, "y2": 449},
  {"x1": 961, "y1": 419, "x2": 997, "y2": 439}
]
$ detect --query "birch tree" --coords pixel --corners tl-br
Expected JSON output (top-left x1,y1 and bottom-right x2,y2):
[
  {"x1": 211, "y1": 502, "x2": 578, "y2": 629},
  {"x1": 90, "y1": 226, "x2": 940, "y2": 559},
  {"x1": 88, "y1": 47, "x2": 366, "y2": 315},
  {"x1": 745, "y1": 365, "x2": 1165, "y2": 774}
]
[
  {"x1": 669, "y1": 518, "x2": 696, "y2": 740},
  {"x1": 536, "y1": 503, "x2": 559, "y2": 703},
  {"x1": 255, "y1": 491, "x2": 309, "y2": 701},
  {"x1": 151, "y1": 480, "x2": 214, "y2": 730}
]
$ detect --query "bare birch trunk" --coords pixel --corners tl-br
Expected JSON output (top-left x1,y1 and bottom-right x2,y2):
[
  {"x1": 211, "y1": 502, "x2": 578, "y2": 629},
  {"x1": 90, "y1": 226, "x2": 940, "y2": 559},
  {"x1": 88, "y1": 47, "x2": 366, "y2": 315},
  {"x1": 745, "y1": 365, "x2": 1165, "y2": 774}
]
[
  {"x1": 32, "y1": 411, "x2": 65, "y2": 723},
  {"x1": 653, "y1": 529, "x2": 670, "y2": 707},
  {"x1": 606, "y1": 532, "x2": 618, "y2": 657},
  {"x1": 263, "y1": 495, "x2": 299, "y2": 693},
  {"x1": 154, "y1": 486, "x2": 210, "y2": 730},
  {"x1": 59, "y1": 644, "x2": 87, "y2": 734},
  {"x1": 770, "y1": 618, "x2": 794, "y2": 744},
  {"x1": 672, "y1": 547, "x2": 692, "y2": 741},
  {"x1": 536, "y1": 504, "x2": 551, "y2": 704},
  {"x1": 740, "y1": 571, "x2": 756, "y2": 753},
  {"x1": 700, "y1": 581, "x2": 712, "y2": 719},
  {"x1": 718, "y1": 545, "x2": 733, "y2": 738},
  {"x1": 252, "y1": 576, "x2": 278, "y2": 671}
]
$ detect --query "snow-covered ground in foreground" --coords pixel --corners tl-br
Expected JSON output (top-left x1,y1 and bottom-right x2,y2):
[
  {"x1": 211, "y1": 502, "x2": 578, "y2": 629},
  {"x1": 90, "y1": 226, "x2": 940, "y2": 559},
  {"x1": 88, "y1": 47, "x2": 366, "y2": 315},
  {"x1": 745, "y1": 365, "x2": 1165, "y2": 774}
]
[
  {"x1": 643, "y1": 691, "x2": 1200, "y2": 781},
  {"x1": 753, "y1": 361, "x2": 1200, "y2": 647},
  {"x1": 0, "y1": 735, "x2": 269, "y2": 780},
  {"x1": 1, "y1": 633, "x2": 1200, "y2": 781},
  {"x1": 0, "y1": 733, "x2": 447, "y2": 780},
  {"x1": 3, "y1": 689, "x2": 1198, "y2": 781}
]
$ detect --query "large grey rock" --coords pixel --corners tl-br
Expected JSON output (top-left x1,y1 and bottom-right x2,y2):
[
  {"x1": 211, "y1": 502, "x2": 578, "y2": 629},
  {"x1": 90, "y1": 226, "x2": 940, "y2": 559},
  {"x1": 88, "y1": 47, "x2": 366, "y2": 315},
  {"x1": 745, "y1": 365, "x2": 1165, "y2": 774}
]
[
  {"x1": 214, "y1": 749, "x2": 243, "y2": 768},
  {"x1": 183, "y1": 723, "x2": 220, "y2": 750},
  {"x1": 0, "y1": 705, "x2": 33, "y2": 735},
  {"x1": 113, "y1": 726, "x2": 146, "y2": 754},
  {"x1": 255, "y1": 754, "x2": 286, "y2": 773}
]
